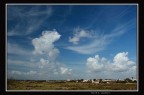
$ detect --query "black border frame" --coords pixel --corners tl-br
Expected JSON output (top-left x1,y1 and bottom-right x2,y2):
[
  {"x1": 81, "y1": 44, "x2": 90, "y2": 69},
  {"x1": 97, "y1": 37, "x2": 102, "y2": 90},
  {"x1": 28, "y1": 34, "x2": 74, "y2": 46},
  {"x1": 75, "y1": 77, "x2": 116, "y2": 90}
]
[{"x1": 1, "y1": 0, "x2": 144, "y2": 95}]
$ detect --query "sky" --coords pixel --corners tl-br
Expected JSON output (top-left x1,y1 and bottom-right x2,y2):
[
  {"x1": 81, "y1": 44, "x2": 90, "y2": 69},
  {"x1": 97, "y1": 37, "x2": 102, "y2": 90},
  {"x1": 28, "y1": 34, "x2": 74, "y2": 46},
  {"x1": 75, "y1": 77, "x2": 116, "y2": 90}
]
[{"x1": 7, "y1": 4, "x2": 137, "y2": 80}]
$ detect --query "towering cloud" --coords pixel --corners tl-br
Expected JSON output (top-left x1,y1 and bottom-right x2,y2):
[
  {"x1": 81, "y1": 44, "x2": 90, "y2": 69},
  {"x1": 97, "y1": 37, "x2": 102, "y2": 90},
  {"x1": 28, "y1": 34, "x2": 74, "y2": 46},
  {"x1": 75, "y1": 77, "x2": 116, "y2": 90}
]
[
  {"x1": 32, "y1": 30, "x2": 60, "y2": 55},
  {"x1": 32, "y1": 30, "x2": 72, "y2": 77},
  {"x1": 32, "y1": 30, "x2": 61, "y2": 61},
  {"x1": 8, "y1": 30, "x2": 72, "y2": 80}
]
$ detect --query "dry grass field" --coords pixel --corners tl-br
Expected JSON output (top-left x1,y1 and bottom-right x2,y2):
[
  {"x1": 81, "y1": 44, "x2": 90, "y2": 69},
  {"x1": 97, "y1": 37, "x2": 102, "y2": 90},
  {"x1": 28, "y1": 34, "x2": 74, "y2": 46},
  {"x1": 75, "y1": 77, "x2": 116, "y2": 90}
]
[{"x1": 7, "y1": 80, "x2": 137, "y2": 90}]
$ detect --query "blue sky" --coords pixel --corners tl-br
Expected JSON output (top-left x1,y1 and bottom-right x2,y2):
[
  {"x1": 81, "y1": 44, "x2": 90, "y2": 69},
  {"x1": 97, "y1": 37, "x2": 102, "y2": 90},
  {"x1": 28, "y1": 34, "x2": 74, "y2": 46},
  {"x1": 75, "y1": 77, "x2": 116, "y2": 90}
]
[{"x1": 7, "y1": 4, "x2": 137, "y2": 80}]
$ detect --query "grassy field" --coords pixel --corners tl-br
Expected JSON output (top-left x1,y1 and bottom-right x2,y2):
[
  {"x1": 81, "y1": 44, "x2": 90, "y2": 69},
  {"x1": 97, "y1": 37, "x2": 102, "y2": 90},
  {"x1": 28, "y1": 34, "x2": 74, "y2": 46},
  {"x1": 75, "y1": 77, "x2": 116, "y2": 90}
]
[{"x1": 7, "y1": 80, "x2": 137, "y2": 90}]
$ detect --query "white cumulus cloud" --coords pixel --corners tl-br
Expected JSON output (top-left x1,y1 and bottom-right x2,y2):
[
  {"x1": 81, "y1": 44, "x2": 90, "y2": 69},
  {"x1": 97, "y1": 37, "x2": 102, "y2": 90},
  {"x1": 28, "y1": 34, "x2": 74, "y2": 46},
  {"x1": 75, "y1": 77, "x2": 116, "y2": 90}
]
[
  {"x1": 8, "y1": 29, "x2": 73, "y2": 80},
  {"x1": 60, "y1": 67, "x2": 72, "y2": 75},
  {"x1": 25, "y1": 70, "x2": 37, "y2": 76},
  {"x1": 112, "y1": 52, "x2": 136, "y2": 72},
  {"x1": 39, "y1": 58, "x2": 49, "y2": 69},
  {"x1": 32, "y1": 30, "x2": 61, "y2": 60},
  {"x1": 86, "y1": 55, "x2": 104, "y2": 72},
  {"x1": 86, "y1": 52, "x2": 136, "y2": 73},
  {"x1": 38, "y1": 58, "x2": 72, "y2": 75},
  {"x1": 32, "y1": 30, "x2": 72, "y2": 77}
]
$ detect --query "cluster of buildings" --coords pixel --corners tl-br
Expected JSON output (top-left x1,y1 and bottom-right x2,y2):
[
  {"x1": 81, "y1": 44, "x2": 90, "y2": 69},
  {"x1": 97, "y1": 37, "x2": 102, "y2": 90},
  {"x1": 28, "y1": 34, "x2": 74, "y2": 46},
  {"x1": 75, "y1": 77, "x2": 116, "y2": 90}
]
[
  {"x1": 9, "y1": 77, "x2": 137, "y2": 84},
  {"x1": 66, "y1": 78, "x2": 137, "y2": 84},
  {"x1": 77, "y1": 79, "x2": 116, "y2": 84}
]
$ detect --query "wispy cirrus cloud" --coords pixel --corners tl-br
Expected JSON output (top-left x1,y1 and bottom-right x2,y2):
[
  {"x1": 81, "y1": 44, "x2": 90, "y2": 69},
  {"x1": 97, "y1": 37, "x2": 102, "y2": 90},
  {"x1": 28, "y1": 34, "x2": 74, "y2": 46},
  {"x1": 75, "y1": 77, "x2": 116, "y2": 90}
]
[
  {"x1": 8, "y1": 70, "x2": 37, "y2": 80},
  {"x1": 65, "y1": 6, "x2": 136, "y2": 55},
  {"x1": 7, "y1": 6, "x2": 53, "y2": 36},
  {"x1": 66, "y1": 25, "x2": 126, "y2": 54},
  {"x1": 69, "y1": 27, "x2": 92, "y2": 44},
  {"x1": 7, "y1": 42, "x2": 32, "y2": 56}
]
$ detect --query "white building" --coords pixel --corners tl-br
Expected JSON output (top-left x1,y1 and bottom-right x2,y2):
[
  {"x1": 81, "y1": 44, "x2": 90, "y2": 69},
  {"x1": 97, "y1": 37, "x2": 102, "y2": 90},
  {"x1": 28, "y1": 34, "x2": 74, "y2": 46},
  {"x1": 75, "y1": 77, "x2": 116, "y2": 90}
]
[
  {"x1": 92, "y1": 79, "x2": 99, "y2": 84},
  {"x1": 83, "y1": 79, "x2": 89, "y2": 82}
]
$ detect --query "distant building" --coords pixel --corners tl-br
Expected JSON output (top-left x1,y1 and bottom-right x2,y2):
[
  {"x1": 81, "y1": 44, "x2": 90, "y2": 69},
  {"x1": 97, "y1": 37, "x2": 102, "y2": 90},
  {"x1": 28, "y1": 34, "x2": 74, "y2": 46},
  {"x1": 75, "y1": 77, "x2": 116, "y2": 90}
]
[
  {"x1": 83, "y1": 79, "x2": 89, "y2": 83},
  {"x1": 103, "y1": 79, "x2": 112, "y2": 82},
  {"x1": 92, "y1": 79, "x2": 99, "y2": 84}
]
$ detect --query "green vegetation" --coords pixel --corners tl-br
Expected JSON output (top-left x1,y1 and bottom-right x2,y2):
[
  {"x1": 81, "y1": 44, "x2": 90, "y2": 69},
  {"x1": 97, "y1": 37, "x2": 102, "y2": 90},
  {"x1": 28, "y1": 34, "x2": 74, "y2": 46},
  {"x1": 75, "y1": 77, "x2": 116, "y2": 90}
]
[{"x1": 7, "y1": 80, "x2": 137, "y2": 90}]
